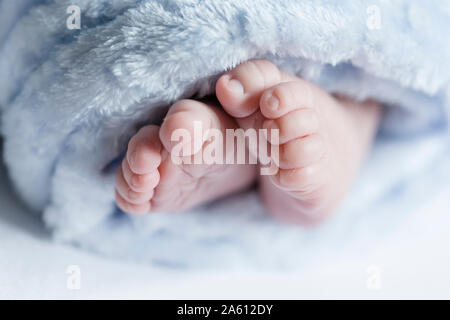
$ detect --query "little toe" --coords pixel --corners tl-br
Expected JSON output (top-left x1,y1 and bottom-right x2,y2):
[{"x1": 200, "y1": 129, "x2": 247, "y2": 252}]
[
  {"x1": 116, "y1": 168, "x2": 154, "y2": 205},
  {"x1": 121, "y1": 159, "x2": 160, "y2": 192},
  {"x1": 216, "y1": 59, "x2": 283, "y2": 118},
  {"x1": 115, "y1": 191, "x2": 150, "y2": 215}
]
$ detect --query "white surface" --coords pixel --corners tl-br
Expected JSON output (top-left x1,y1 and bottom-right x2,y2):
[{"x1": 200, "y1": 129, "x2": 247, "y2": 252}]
[{"x1": 1, "y1": 159, "x2": 450, "y2": 299}]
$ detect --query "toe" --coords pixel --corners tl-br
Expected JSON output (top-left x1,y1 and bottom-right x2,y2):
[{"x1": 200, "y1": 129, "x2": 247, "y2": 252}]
[
  {"x1": 127, "y1": 125, "x2": 162, "y2": 175},
  {"x1": 260, "y1": 80, "x2": 318, "y2": 119},
  {"x1": 262, "y1": 108, "x2": 319, "y2": 145},
  {"x1": 116, "y1": 165, "x2": 155, "y2": 204},
  {"x1": 116, "y1": 178, "x2": 154, "y2": 205},
  {"x1": 270, "y1": 163, "x2": 324, "y2": 192},
  {"x1": 115, "y1": 191, "x2": 150, "y2": 215},
  {"x1": 278, "y1": 133, "x2": 325, "y2": 169},
  {"x1": 216, "y1": 59, "x2": 283, "y2": 118},
  {"x1": 160, "y1": 99, "x2": 235, "y2": 157},
  {"x1": 121, "y1": 159, "x2": 160, "y2": 192},
  {"x1": 159, "y1": 100, "x2": 214, "y2": 156}
]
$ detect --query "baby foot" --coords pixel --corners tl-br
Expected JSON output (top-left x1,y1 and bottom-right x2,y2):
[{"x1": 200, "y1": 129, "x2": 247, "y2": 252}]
[
  {"x1": 115, "y1": 99, "x2": 257, "y2": 214},
  {"x1": 216, "y1": 60, "x2": 381, "y2": 224}
]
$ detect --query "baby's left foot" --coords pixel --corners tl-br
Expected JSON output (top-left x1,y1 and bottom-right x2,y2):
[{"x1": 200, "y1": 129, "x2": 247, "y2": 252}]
[
  {"x1": 216, "y1": 60, "x2": 381, "y2": 224},
  {"x1": 115, "y1": 99, "x2": 257, "y2": 214}
]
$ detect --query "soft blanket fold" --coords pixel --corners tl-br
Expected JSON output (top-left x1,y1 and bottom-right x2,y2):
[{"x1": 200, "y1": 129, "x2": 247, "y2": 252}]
[{"x1": 1, "y1": 0, "x2": 449, "y2": 268}]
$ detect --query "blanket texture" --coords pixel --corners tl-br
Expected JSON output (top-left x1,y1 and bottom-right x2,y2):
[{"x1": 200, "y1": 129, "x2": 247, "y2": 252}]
[{"x1": 1, "y1": 0, "x2": 449, "y2": 268}]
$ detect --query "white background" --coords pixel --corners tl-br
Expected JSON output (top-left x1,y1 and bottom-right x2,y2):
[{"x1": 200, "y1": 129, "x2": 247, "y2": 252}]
[{"x1": 1, "y1": 158, "x2": 449, "y2": 299}]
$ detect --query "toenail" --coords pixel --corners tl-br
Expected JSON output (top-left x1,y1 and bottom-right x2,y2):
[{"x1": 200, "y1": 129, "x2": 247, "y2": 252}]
[
  {"x1": 266, "y1": 94, "x2": 279, "y2": 110},
  {"x1": 227, "y1": 79, "x2": 244, "y2": 94}
]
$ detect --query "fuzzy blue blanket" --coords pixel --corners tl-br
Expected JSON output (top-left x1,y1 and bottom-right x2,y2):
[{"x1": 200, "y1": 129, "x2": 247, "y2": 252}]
[{"x1": 1, "y1": 0, "x2": 449, "y2": 268}]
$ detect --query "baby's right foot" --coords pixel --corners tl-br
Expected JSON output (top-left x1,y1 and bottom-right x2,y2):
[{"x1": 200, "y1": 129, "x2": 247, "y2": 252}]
[
  {"x1": 216, "y1": 60, "x2": 381, "y2": 224},
  {"x1": 115, "y1": 99, "x2": 257, "y2": 214}
]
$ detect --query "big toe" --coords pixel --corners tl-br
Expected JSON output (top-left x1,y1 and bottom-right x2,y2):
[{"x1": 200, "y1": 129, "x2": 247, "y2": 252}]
[
  {"x1": 216, "y1": 59, "x2": 283, "y2": 118},
  {"x1": 126, "y1": 125, "x2": 162, "y2": 175},
  {"x1": 159, "y1": 99, "x2": 226, "y2": 158}
]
